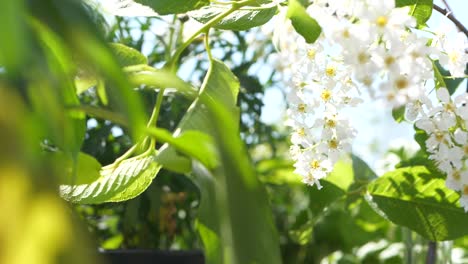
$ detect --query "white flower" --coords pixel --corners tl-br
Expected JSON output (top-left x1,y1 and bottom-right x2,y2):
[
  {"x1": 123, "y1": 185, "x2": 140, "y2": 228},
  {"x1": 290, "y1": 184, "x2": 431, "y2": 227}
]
[
  {"x1": 446, "y1": 169, "x2": 467, "y2": 192},
  {"x1": 294, "y1": 149, "x2": 333, "y2": 189},
  {"x1": 460, "y1": 181, "x2": 468, "y2": 212},
  {"x1": 439, "y1": 32, "x2": 468, "y2": 77},
  {"x1": 428, "y1": 88, "x2": 458, "y2": 130}
]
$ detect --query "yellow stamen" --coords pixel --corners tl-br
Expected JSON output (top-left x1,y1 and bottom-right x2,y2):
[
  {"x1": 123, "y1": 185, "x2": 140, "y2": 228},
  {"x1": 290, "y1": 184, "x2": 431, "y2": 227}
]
[
  {"x1": 310, "y1": 160, "x2": 320, "y2": 169},
  {"x1": 376, "y1": 16, "x2": 388, "y2": 27},
  {"x1": 453, "y1": 171, "x2": 461, "y2": 181},
  {"x1": 385, "y1": 56, "x2": 396, "y2": 67},
  {"x1": 358, "y1": 52, "x2": 369, "y2": 64},
  {"x1": 395, "y1": 77, "x2": 408, "y2": 90},
  {"x1": 298, "y1": 103, "x2": 306, "y2": 113},
  {"x1": 328, "y1": 139, "x2": 338, "y2": 149},
  {"x1": 297, "y1": 128, "x2": 305, "y2": 137},
  {"x1": 321, "y1": 90, "x2": 332, "y2": 101},
  {"x1": 325, "y1": 118, "x2": 336, "y2": 128},
  {"x1": 307, "y1": 49, "x2": 316, "y2": 59},
  {"x1": 325, "y1": 66, "x2": 336, "y2": 77}
]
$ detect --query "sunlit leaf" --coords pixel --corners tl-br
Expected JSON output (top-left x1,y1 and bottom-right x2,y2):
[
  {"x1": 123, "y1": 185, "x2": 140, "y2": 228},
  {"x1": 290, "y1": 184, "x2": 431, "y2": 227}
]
[
  {"x1": 287, "y1": 0, "x2": 322, "y2": 43},
  {"x1": 110, "y1": 43, "x2": 148, "y2": 67},
  {"x1": 60, "y1": 151, "x2": 161, "y2": 204},
  {"x1": 190, "y1": 4, "x2": 277, "y2": 31},
  {"x1": 101, "y1": 0, "x2": 210, "y2": 16},
  {"x1": 367, "y1": 166, "x2": 468, "y2": 241},
  {"x1": 395, "y1": 0, "x2": 433, "y2": 26}
]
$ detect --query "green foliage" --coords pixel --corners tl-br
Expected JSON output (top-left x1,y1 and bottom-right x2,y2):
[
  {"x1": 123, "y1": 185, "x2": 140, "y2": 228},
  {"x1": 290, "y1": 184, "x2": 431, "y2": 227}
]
[
  {"x1": 190, "y1": 4, "x2": 277, "y2": 31},
  {"x1": 60, "y1": 150, "x2": 162, "y2": 204},
  {"x1": 392, "y1": 106, "x2": 406, "y2": 123},
  {"x1": 367, "y1": 166, "x2": 468, "y2": 241},
  {"x1": 149, "y1": 128, "x2": 218, "y2": 170},
  {"x1": 287, "y1": 0, "x2": 322, "y2": 43},
  {"x1": 395, "y1": 0, "x2": 433, "y2": 26},
  {"x1": 3, "y1": 0, "x2": 468, "y2": 263},
  {"x1": 110, "y1": 43, "x2": 148, "y2": 67},
  {"x1": 176, "y1": 59, "x2": 281, "y2": 264},
  {"x1": 433, "y1": 60, "x2": 465, "y2": 94},
  {"x1": 134, "y1": 0, "x2": 210, "y2": 15}
]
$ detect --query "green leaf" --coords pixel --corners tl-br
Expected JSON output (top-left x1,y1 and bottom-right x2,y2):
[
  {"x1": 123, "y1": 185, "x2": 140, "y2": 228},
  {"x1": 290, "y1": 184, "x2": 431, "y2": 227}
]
[
  {"x1": 367, "y1": 166, "x2": 468, "y2": 241},
  {"x1": 190, "y1": 4, "x2": 277, "y2": 31},
  {"x1": 392, "y1": 105, "x2": 406, "y2": 123},
  {"x1": 309, "y1": 180, "x2": 346, "y2": 215},
  {"x1": 341, "y1": 155, "x2": 377, "y2": 206},
  {"x1": 326, "y1": 158, "x2": 354, "y2": 191},
  {"x1": 287, "y1": 0, "x2": 322, "y2": 43},
  {"x1": 160, "y1": 59, "x2": 281, "y2": 264},
  {"x1": 433, "y1": 60, "x2": 464, "y2": 95},
  {"x1": 60, "y1": 151, "x2": 161, "y2": 204},
  {"x1": 135, "y1": 0, "x2": 209, "y2": 15},
  {"x1": 147, "y1": 128, "x2": 218, "y2": 169},
  {"x1": 289, "y1": 226, "x2": 314, "y2": 246},
  {"x1": 51, "y1": 152, "x2": 102, "y2": 185},
  {"x1": 110, "y1": 43, "x2": 148, "y2": 67},
  {"x1": 75, "y1": 43, "x2": 147, "y2": 96},
  {"x1": 30, "y1": 19, "x2": 86, "y2": 155},
  {"x1": 395, "y1": 0, "x2": 433, "y2": 26},
  {"x1": 127, "y1": 65, "x2": 197, "y2": 96}
]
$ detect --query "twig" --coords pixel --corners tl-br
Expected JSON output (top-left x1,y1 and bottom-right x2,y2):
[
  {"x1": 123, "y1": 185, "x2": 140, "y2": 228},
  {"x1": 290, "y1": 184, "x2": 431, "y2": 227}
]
[
  {"x1": 440, "y1": 0, "x2": 453, "y2": 13},
  {"x1": 433, "y1": 4, "x2": 468, "y2": 38}
]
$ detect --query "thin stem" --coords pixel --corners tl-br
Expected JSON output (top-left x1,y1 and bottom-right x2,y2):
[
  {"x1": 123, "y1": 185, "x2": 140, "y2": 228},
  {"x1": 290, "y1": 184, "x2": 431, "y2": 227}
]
[
  {"x1": 433, "y1": 4, "x2": 468, "y2": 38},
  {"x1": 204, "y1": 29, "x2": 213, "y2": 61},
  {"x1": 166, "y1": 0, "x2": 256, "y2": 71},
  {"x1": 426, "y1": 241, "x2": 437, "y2": 264},
  {"x1": 165, "y1": 15, "x2": 178, "y2": 61},
  {"x1": 146, "y1": 89, "x2": 165, "y2": 149},
  {"x1": 403, "y1": 228, "x2": 414, "y2": 264},
  {"x1": 147, "y1": 89, "x2": 166, "y2": 128}
]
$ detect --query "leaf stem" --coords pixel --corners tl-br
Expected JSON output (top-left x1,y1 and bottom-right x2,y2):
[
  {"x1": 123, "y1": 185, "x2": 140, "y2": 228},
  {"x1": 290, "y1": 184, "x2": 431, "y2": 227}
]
[
  {"x1": 166, "y1": 0, "x2": 256, "y2": 71},
  {"x1": 147, "y1": 89, "x2": 166, "y2": 128},
  {"x1": 204, "y1": 29, "x2": 213, "y2": 61}
]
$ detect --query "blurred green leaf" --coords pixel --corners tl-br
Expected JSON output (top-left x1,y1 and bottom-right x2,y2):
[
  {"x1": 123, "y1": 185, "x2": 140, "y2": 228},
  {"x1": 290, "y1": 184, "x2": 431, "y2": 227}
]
[
  {"x1": 110, "y1": 43, "x2": 148, "y2": 67},
  {"x1": 135, "y1": 0, "x2": 209, "y2": 15},
  {"x1": 30, "y1": 18, "x2": 86, "y2": 155},
  {"x1": 392, "y1": 106, "x2": 405, "y2": 123},
  {"x1": 0, "y1": 0, "x2": 28, "y2": 73},
  {"x1": 309, "y1": 180, "x2": 346, "y2": 215},
  {"x1": 190, "y1": 4, "x2": 277, "y2": 31},
  {"x1": 287, "y1": 0, "x2": 322, "y2": 43},
  {"x1": 51, "y1": 152, "x2": 102, "y2": 185},
  {"x1": 160, "y1": 58, "x2": 281, "y2": 264},
  {"x1": 367, "y1": 166, "x2": 468, "y2": 241},
  {"x1": 395, "y1": 0, "x2": 433, "y2": 26}
]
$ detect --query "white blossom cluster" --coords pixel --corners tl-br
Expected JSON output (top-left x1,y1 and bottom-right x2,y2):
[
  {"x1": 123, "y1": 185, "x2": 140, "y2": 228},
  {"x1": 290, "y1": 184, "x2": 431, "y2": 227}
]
[
  {"x1": 416, "y1": 88, "x2": 468, "y2": 211},
  {"x1": 273, "y1": 0, "x2": 468, "y2": 210}
]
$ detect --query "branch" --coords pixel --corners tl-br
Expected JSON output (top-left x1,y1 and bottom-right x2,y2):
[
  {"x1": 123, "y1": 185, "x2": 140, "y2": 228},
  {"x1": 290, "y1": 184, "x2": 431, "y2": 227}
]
[
  {"x1": 426, "y1": 241, "x2": 437, "y2": 264},
  {"x1": 433, "y1": 4, "x2": 468, "y2": 38},
  {"x1": 440, "y1": 0, "x2": 453, "y2": 13}
]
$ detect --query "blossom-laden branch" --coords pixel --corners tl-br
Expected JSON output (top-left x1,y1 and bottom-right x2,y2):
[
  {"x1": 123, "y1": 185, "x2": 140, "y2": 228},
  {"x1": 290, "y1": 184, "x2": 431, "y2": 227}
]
[{"x1": 433, "y1": 4, "x2": 468, "y2": 38}]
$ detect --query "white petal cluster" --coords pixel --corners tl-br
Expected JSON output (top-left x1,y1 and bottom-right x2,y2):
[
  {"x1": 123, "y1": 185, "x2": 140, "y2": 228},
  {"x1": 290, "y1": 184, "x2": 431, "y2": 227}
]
[
  {"x1": 416, "y1": 88, "x2": 468, "y2": 211},
  {"x1": 272, "y1": 0, "x2": 468, "y2": 210}
]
